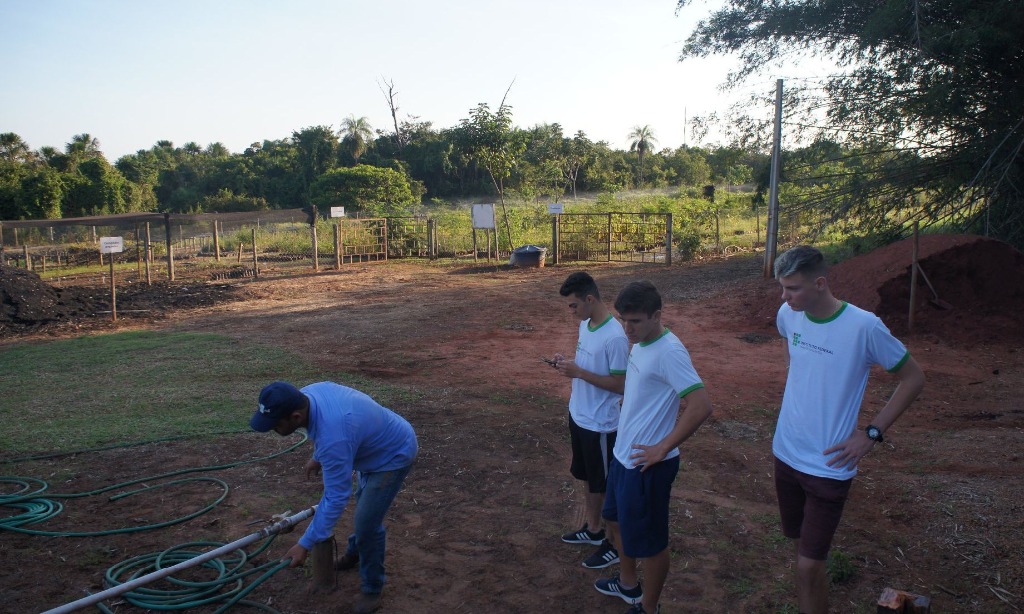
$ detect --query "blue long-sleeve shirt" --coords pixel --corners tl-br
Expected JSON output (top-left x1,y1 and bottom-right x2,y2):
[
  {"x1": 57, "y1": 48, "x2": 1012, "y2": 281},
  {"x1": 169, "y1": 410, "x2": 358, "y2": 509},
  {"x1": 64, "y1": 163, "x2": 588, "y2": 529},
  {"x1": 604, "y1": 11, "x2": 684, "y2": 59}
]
[{"x1": 297, "y1": 382, "x2": 418, "y2": 550}]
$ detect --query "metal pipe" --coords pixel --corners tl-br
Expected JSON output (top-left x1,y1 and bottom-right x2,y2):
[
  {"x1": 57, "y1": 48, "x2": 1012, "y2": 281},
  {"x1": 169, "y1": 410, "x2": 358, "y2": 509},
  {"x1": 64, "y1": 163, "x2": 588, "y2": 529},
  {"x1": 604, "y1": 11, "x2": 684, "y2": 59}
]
[{"x1": 40, "y1": 505, "x2": 316, "y2": 614}]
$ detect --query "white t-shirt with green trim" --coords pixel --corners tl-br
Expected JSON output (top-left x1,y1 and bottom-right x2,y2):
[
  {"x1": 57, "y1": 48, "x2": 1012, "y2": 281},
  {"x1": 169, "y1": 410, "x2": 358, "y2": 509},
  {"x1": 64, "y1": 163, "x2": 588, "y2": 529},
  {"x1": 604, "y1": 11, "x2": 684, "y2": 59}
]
[
  {"x1": 569, "y1": 315, "x2": 629, "y2": 433},
  {"x1": 773, "y1": 301, "x2": 910, "y2": 480},
  {"x1": 613, "y1": 328, "x2": 705, "y2": 467}
]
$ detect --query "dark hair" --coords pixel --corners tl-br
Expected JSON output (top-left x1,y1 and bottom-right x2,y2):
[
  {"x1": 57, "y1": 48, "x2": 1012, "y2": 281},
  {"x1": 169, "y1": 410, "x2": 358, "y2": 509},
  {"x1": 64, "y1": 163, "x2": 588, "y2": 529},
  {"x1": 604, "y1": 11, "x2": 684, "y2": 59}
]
[
  {"x1": 614, "y1": 280, "x2": 661, "y2": 316},
  {"x1": 774, "y1": 245, "x2": 828, "y2": 279},
  {"x1": 559, "y1": 271, "x2": 600, "y2": 300}
]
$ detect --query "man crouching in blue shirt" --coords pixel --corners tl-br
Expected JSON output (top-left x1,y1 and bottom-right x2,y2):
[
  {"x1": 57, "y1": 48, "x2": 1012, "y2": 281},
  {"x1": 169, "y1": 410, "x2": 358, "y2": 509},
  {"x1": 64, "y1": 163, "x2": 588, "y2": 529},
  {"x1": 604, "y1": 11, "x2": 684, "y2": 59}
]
[{"x1": 251, "y1": 381, "x2": 418, "y2": 614}]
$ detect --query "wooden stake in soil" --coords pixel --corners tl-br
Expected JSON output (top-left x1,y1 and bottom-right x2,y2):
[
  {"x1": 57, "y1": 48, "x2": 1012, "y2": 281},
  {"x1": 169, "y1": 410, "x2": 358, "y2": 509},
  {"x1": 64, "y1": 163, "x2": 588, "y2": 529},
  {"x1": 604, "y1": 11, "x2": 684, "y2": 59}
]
[
  {"x1": 309, "y1": 536, "x2": 337, "y2": 593},
  {"x1": 909, "y1": 221, "x2": 919, "y2": 332}
]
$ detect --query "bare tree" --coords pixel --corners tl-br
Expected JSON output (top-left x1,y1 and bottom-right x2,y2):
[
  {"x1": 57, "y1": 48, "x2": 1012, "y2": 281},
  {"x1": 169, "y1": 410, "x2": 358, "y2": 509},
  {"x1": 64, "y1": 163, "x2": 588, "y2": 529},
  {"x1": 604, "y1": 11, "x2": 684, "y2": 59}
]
[{"x1": 378, "y1": 77, "x2": 407, "y2": 153}]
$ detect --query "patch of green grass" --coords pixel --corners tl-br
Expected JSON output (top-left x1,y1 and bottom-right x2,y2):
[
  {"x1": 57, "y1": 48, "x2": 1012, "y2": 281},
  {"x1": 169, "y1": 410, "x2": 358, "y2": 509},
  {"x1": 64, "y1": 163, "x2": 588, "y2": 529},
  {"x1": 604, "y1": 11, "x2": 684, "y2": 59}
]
[
  {"x1": 762, "y1": 528, "x2": 789, "y2": 549},
  {"x1": 0, "y1": 331, "x2": 344, "y2": 454},
  {"x1": 827, "y1": 548, "x2": 856, "y2": 584},
  {"x1": 727, "y1": 577, "x2": 756, "y2": 598}
]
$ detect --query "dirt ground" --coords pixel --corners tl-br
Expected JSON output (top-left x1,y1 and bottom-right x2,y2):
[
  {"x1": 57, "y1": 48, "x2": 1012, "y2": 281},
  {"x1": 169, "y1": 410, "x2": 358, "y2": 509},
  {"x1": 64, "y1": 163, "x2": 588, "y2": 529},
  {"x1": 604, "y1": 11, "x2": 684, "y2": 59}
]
[{"x1": 2, "y1": 235, "x2": 1023, "y2": 613}]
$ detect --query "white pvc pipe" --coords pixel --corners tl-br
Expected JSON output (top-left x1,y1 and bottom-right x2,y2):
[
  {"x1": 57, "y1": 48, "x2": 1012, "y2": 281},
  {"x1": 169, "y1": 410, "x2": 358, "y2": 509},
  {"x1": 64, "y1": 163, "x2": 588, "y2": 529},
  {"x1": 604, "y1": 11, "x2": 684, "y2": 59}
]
[{"x1": 40, "y1": 505, "x2": 316, "y2": 614}]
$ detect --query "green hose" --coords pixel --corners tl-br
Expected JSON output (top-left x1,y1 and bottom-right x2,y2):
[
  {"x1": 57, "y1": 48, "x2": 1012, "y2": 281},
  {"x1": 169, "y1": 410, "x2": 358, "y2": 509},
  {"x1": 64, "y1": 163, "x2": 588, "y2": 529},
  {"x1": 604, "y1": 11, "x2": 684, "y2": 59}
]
[
  {"x1": 1, "y1": 432, "x2": 311, "y2": 612},
  {"x1": 102, "y1": 538, "x2": 291, "y2": 613}
]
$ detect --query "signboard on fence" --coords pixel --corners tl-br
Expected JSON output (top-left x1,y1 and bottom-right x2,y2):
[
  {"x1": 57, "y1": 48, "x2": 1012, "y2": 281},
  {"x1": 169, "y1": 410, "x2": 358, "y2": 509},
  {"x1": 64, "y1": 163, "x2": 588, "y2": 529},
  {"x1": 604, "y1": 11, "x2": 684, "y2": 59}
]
[
  {"x1": 547, "y1": 203, "x2": 564, "y2": 215},
  {"x1": 471, "y1": 204, "x2": 496, "y2": 229},
  {"x1": 330, "y1": 206, "x2": 346, "y2": 218},
  {"x1": 99, "y1": 236, "x2": 124, "y2": 254}
]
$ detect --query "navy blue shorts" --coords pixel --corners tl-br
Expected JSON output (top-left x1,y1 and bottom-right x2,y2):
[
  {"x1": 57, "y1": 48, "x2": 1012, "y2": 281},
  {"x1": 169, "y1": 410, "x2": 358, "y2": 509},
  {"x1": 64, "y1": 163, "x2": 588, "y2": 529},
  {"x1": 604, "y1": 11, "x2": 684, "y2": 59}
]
[{"x1": 602, "y1": 455, "x2": 680, "y2": 558}]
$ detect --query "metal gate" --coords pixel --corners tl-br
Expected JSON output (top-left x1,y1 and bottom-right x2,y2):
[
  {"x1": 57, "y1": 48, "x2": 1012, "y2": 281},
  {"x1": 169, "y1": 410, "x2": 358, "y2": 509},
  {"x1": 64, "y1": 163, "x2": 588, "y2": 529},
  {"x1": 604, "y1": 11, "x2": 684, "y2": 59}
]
[{"x1": 555, "y1": 212, "x2": 671, "y2": 265}]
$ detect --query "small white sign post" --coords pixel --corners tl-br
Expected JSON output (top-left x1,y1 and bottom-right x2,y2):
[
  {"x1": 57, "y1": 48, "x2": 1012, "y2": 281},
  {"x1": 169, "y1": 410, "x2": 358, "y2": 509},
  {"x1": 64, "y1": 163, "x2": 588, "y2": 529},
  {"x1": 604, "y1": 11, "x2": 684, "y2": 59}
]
[
  {"x1": 330, "y1": 206, "x2": 345, "y2": 218},
  {"x1": 471, "y1": 204, "x2": 497, "y2": 262},
  {"x1": 547, "y1": 202, "x2": 564, "y2": 215},
  {"x1": 100, "y1": 237, "x2": 124, "y2": 322}
]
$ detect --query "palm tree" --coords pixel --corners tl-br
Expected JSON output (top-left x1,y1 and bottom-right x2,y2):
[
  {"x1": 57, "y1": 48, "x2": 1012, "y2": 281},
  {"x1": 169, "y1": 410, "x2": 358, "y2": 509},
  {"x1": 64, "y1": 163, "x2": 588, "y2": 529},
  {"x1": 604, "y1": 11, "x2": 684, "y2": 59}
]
[
  {"x1": 339, "y1": 115, "x2": 373, "y2": 164},
  {"x1": 0, "y1": 132, "x2": 32, "y2": 163},
  {"x1": 628, "y1": 125, "x2": 658, "y2": 188}
]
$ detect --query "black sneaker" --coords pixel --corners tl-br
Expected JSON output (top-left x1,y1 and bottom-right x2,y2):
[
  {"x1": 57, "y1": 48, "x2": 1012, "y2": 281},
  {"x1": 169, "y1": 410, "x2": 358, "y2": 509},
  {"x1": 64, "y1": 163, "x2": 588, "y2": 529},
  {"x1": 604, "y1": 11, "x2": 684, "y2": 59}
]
[
  {"x1": 561, "y1": 523, "x2": 605, "y2": 545},
  {"x1": 335, "y1": 551, "x2": 359, "y2": 571},
  {"x1": 594, "y1": 574, "x2": 643, "y2": 604},
  {"x1": 582, "y1": 540, "x2": 619, "y2": 568},
  {"x1": 624, "y1": 605, "x2": 660, "y2": 614}
]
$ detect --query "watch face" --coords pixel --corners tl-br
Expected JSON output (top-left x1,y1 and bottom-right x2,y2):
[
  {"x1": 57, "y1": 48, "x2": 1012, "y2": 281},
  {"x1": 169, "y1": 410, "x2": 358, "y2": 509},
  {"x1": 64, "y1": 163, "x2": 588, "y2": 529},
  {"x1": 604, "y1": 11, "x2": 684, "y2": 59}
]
[{"x1": 867, "y1": 426, "x2": 881, "y2": 440}]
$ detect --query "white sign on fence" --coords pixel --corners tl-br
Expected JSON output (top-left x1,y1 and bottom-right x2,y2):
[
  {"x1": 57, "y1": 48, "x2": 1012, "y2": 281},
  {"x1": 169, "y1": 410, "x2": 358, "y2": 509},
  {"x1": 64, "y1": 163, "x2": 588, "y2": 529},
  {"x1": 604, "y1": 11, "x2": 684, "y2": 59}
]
[
  {"x1": 471, "y1": 204, "x2": 496, "y2": 229},
  {"x1": 99, "y1": 236, "x2": 124, "y2": 254},
  {"x1": 547, "y1": 202, "x2": 564, "y2": 215},
  {"x1": 330, "y1": 206, "x2": 346, "y2": 218}
]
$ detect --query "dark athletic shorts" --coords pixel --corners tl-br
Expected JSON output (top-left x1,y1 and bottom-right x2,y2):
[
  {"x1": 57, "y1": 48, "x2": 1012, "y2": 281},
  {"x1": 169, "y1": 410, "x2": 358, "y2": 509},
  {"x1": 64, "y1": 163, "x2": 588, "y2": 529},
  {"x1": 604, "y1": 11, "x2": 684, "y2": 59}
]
[
  {"x1": 602, "y1": 455, "x2": 679, "y2": 558},
  {"x1": 568, "y1": 414, "x2": 616, "y2": 494},
  {"x1": 774, "y1": 456, "x2": 853, "y2": 561}
]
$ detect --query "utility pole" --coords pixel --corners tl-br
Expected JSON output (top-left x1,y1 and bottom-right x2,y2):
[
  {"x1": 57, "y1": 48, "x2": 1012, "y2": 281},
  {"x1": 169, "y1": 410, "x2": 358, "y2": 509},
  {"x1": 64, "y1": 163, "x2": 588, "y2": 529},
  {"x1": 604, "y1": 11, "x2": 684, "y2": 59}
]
[{"x1": 764, "y1": 79, "x2": 783, "y2": 278}]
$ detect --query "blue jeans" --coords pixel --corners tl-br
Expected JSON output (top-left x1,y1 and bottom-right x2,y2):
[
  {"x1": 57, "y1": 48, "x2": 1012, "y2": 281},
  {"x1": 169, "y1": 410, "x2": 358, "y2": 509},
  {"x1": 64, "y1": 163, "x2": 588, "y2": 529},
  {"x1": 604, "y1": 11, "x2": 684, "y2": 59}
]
[{"x1": 345, "y1": 464, "x2": 413, "y2": 594}]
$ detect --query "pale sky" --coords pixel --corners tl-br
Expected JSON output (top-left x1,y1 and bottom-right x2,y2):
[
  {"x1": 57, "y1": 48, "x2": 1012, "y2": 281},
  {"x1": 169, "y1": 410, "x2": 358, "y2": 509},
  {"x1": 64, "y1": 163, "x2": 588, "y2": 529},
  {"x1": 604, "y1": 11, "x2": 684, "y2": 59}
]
[{"x1": 1, "y1": 0, "x2": 791, "y2": 161}]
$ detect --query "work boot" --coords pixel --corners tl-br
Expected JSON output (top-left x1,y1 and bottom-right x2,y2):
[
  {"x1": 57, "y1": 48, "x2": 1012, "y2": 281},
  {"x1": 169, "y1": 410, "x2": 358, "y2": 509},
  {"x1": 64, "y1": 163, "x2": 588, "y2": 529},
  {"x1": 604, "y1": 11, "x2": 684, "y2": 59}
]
[
  {"x1": 353, "y1": 591, "x2": 382, "y2": 614},
  {"x1": 336, "y1": 551, "x2": 359, "y2": 571}
]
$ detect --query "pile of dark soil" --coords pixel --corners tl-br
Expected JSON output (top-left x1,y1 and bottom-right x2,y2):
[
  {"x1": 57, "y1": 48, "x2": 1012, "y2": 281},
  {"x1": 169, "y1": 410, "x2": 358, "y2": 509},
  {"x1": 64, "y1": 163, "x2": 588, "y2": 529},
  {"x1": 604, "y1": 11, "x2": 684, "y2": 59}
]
[
  {"x1": 0, "y1": 263, "x2": 246, "y2": 336},
  {"x1": 736, "y1": 234, "x2": 1024, "y2": 347},
  {"x1": 0, "y1": 264, "x2": 97, "y2": 333}
]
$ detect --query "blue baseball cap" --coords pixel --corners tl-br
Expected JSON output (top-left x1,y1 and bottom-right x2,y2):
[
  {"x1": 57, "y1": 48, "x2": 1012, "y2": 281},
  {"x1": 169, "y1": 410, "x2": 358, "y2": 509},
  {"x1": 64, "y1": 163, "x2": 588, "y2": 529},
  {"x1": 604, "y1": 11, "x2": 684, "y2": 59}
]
[{"x1": 251, "y1": 381, "x2": 307, "y2": 432}]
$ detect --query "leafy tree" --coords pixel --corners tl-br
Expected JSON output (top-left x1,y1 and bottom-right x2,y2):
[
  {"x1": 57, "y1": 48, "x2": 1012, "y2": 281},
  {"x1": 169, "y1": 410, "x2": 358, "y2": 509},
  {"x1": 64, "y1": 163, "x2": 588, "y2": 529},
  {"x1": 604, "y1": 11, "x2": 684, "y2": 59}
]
[
  {"x1": 292, "y1": 125, "x2": 338, "y2": 196},
  {"x1": 677, "y1": 0, "x2": 1024, "y2": 246},
  {"x1": 563, "y1": 131, "x2": 594, "y2": 200},
  {"x1": 310, "y1": 164, "x2": 417, "y2": 217},
  {"x1": 665, "y1": 146, "x2": 712, "y2": 187},
  {"x1": 18, "y1": 167, "x2": 65, "y2": 219},
  {"x1": 339, "y1": 116, "x2": 374, "y2": 165},
  {"x1": 628, "y1": 125, "x2": 658, "y2": 187},
  {"x1": 1, "y1": 133, "x2": 33, "y2": 165},
  {"x1": 455, "y1": 102, "x2": 526, "y2": 248}
]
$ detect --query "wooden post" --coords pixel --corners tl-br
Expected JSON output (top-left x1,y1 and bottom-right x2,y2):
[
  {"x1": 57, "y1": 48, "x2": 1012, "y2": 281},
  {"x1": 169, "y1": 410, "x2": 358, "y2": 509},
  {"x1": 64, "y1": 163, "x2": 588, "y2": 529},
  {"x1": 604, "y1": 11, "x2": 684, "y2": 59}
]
[
  {"x1": 238, "y1": 241, "x2": 244, "y2": 263},
  {"x1": 551, "y1": 216, "x2": 560, "y2": 266},
  {"x1": 145, "y1": 222, "x2": 152, "y2": 286},
  {"x1": 136, "y1": 223, "x2": 142, "y2": 278},
  {"x1": 909, "y1": 221, "x2": 920, "y2": 333},
  {"x1": 665, "y1": 213, "x2": 673, "y2": 266},
  {"x1": 23, "y1": 245, "x2": 30, "y2": 270},
  {"x1": 486, "y1": 229, "x2": 491, "y2": 263},
  {"x1": 607, "y1": 213, "x2": 612, "y2": 262},
  {"x1": 213, "y1": 220, "x2": 221, "y2": 262},
  {"x1": 383, "y1": 218, "x2": 389, "y2": 261},
  {"x1": 164, "y1": 213, "x2": 175, "y2": 281},
  {"x1": 764, "y1": 78, "x2": 783, "y2": 277},
  {"x1": 473, "y1": 228, "x2": 478, "y2": 262},
  {"x1": 334, "y1": 223, "x2": 341, "y2": 270},
  {"x1": 715, "y1": 208, "x2": 721, "y2": 253},
  {"x1": 109, "y1": 252, "x2": 117, "y2": 322},
  {"x1": 251, "y1": 228, "x2": 258, "y2": 278},
  {"x1": 428, "y1": 219, "x2": 436, "y2": 260},
  {"x1": 311, "y1": 224, "x2": 320, "y2": 272},
  {"x1": 309, "y1": 536, "x2": 337, "y2": 592}
]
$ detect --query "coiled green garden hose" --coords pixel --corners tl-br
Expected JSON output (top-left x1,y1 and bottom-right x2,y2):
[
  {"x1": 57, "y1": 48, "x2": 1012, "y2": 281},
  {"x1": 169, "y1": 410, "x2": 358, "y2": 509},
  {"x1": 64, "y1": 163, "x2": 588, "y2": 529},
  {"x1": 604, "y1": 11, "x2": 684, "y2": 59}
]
[{"x1": 2, "y1": 432, "x2": 311, "y2": 612}]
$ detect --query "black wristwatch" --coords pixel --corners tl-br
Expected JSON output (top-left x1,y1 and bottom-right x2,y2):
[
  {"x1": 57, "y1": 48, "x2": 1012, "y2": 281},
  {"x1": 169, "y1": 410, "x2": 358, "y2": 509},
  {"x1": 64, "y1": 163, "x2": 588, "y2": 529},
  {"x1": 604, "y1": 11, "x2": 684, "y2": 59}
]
[{"x1": 865, "y1": 424, "x2": 884, "y2": 443}]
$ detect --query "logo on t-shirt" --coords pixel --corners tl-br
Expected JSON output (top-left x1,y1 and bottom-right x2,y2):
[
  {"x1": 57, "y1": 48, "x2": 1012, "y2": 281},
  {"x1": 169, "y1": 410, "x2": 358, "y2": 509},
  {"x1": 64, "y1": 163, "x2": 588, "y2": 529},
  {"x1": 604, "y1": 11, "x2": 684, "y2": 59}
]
[{"x1": 791, "y1": 332, "x2": 834, "y2": 356}]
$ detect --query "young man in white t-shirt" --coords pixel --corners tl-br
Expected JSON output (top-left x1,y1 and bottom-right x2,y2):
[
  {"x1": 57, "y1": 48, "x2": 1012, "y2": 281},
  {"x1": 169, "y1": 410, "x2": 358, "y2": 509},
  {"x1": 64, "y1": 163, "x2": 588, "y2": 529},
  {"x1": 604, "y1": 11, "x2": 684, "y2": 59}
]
[
  {"x1": 594, "y1": 281, "x2": 713, "y2": 614},
  {"x1": 554, "y1": 272, "x2": 629, "y2": 569},
  {"x1": 773, "y1": 246, "x2": 925, "y2": 614}
]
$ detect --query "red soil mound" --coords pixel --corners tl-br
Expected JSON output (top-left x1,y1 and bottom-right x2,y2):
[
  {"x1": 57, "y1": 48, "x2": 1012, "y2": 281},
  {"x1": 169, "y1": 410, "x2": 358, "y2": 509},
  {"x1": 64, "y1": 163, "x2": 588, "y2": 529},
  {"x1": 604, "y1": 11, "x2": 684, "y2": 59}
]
[{"x1": 738, "y1": 234, "x2": 1024, "y2": 347}]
